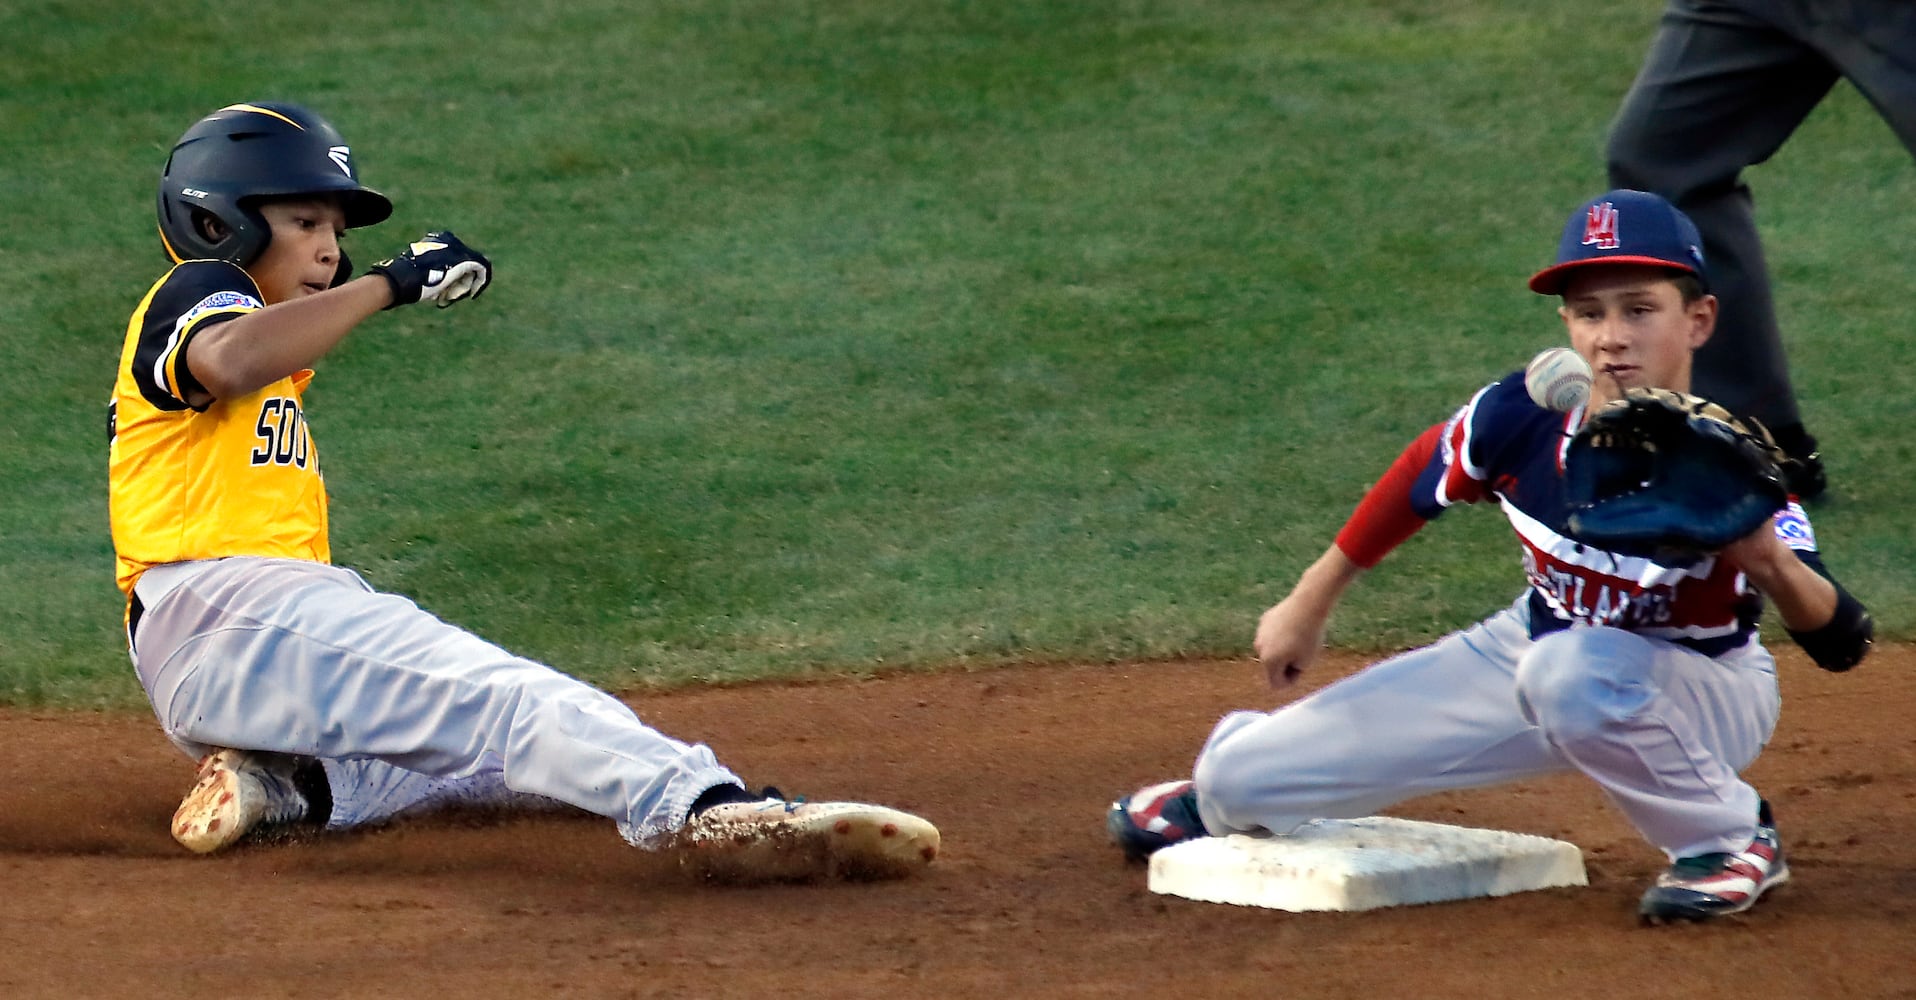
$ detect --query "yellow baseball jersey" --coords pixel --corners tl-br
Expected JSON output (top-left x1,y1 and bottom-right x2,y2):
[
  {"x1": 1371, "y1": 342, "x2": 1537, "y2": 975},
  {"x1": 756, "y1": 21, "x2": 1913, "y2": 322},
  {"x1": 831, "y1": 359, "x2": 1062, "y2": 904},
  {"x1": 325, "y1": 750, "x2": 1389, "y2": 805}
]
[{"x1": 108, "y1": 260, "x2": 330, "y2": 595}]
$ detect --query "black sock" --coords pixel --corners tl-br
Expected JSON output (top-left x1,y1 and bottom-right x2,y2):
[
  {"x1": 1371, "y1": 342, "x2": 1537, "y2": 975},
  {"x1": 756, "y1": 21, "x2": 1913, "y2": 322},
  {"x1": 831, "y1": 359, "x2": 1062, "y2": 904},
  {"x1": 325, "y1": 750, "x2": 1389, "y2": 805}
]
[
  {"x1": 292, "y1": 758, "x2": 333, "y2": 826},
  {"x1": 688, "y1": 782, "x2": 763, "y2": 815}
]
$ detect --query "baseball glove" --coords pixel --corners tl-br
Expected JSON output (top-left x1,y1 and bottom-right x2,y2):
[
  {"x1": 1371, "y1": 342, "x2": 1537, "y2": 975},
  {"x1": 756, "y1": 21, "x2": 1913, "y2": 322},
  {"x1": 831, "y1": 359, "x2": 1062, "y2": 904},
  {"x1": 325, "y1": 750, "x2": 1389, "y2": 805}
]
[{"x1": 1562, "y1": 388, "x2": 1789, "y2": 567}]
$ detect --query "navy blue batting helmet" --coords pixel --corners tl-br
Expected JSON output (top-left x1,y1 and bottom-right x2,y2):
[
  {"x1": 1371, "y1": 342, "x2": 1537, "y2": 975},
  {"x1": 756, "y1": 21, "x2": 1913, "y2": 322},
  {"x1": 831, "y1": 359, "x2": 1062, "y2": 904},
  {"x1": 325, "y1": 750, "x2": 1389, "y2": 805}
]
[{"x1": 156, "y1": 102, "x2": 392, "y2": 265}]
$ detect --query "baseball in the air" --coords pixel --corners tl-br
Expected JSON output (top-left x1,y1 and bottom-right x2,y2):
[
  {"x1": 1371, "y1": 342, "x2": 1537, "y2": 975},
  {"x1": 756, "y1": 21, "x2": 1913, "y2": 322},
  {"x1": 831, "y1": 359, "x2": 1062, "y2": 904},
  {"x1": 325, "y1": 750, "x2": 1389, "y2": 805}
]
[{"x1": 1524, "y1": 347, "x2": 1592, "y2": 411}]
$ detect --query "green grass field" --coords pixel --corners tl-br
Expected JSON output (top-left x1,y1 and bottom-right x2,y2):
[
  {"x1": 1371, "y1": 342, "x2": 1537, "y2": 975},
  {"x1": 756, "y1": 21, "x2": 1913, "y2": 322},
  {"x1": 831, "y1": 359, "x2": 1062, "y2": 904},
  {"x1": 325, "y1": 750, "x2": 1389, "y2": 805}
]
[{"x1": 5, "y1": 0, "x2": 1912, "y2": 706}]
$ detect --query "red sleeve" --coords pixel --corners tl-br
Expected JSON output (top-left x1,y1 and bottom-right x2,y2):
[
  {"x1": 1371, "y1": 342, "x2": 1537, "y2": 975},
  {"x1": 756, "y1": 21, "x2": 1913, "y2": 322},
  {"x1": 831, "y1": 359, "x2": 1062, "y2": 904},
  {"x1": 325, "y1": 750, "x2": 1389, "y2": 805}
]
[{"x1": 1333, "y1": 423, "x2": 1444, "y2": 569}]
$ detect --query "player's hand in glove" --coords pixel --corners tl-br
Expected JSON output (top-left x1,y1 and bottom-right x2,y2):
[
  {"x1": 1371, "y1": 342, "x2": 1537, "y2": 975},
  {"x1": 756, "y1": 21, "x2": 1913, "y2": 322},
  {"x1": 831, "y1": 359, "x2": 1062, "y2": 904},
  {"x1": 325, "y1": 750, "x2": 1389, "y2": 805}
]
[
  {"x1": 1563, "y1": 387, "x2": 1789, "y2": 567},
  {"x1": 370, "y1": 231, "x2": 492, "y2": 309}
]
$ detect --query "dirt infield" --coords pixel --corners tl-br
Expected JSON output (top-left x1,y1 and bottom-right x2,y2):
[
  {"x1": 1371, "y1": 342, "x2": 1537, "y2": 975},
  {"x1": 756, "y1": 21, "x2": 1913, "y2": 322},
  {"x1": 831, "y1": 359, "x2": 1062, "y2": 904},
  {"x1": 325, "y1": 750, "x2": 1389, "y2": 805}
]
[{"x1": 3, "y1": 644, "x2": 1913, "y2": 999}]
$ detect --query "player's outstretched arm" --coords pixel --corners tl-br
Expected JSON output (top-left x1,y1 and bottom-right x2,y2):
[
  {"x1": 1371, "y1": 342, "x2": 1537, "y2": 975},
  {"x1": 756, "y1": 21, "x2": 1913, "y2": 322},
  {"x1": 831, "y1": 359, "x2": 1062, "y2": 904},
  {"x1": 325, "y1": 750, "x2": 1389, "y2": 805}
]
[
  {"x1": 183, "y1": 231, "x2": 490, "y2": 406},
  {"x1": 1254, "y1": 422, "x2": 1441, "y2": 688},
  {"x1": 1255, "y1": 545, "x2": 1365, "y2": 689},
  {"x1": 185, "y1": 277, "x2": 391, "y2": 404}
]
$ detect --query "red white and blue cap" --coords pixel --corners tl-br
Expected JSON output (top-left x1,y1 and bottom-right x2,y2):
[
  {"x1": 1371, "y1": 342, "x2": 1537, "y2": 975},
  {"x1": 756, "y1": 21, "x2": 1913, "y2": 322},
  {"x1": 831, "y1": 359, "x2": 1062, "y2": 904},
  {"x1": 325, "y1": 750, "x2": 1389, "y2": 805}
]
[{"x1": 1528, "y1": 189, "x2": 1708, "y2": 295}]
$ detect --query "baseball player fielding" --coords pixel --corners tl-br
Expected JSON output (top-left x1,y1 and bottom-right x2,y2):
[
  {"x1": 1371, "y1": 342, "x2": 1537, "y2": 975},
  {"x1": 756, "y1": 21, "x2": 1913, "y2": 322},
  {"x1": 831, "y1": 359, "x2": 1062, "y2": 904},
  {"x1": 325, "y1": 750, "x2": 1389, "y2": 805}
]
[{"x1": 1107, "y1": 190, "x2": 1873, "y2": 925}]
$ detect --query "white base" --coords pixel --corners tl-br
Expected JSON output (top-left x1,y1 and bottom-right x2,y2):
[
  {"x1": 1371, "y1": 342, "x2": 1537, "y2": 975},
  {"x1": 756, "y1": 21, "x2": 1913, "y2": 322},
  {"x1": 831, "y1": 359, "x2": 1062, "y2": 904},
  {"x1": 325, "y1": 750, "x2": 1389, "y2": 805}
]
[{"x1": 1147, "y1": 816, "x2": 1587, "y2": 912}]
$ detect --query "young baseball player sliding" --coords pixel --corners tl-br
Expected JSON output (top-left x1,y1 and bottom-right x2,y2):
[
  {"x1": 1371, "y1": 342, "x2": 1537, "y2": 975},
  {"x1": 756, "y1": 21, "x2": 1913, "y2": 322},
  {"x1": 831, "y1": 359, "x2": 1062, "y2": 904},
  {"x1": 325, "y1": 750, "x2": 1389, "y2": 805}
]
[
  {"x1": 111, "y1": 102, "x2": 938, "y2": 880},
  {"x1": 1107, "y1": 190, "x2": 1872, "y2": 922}
]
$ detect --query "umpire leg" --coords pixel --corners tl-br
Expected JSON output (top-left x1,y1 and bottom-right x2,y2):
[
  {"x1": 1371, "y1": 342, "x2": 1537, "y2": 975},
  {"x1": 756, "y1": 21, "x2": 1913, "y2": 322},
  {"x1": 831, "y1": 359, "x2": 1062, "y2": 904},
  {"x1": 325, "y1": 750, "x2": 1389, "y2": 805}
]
[
  {"x1": 1806, "y1": 4, "x2": 1916, "y2": 205},
  {"x1": 1606, "y1": 0, "x2": 1836, "y2": 435}
]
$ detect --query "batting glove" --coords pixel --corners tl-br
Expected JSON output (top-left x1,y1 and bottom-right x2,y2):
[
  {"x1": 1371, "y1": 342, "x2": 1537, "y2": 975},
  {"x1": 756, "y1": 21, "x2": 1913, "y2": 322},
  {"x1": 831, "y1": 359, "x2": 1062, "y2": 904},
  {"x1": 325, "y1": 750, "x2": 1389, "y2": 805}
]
[{"x1": 370, "y1": 231, "x2": 492, "y2": 309}]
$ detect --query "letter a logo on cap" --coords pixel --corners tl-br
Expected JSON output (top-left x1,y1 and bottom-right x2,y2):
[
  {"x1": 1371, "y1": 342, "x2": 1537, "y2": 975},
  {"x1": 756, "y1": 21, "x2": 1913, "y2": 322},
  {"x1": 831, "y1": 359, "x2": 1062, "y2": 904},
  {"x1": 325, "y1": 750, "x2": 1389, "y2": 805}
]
[{"x1": 1582, "y1": 202, "x2": 1620, "y2": 250}]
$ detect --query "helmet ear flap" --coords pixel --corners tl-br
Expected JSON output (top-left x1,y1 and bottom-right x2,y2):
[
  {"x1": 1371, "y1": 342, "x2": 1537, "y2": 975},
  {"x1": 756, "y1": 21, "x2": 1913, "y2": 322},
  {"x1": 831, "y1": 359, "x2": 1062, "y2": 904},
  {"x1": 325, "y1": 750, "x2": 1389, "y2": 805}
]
[
  {"x1": 191, "y1": 208, "x2": 231, "y2": 244},
  {"x1": 161, "y1": 199, "x2": 269, "y2": 266}
]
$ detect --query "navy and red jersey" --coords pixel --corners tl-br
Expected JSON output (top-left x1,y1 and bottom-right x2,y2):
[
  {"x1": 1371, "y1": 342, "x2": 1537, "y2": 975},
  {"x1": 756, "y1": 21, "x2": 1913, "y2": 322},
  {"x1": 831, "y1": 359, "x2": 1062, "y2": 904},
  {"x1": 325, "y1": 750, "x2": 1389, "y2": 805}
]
[{"x1": 1336, "y1": 372, "x2": 1820, "y2": 656}]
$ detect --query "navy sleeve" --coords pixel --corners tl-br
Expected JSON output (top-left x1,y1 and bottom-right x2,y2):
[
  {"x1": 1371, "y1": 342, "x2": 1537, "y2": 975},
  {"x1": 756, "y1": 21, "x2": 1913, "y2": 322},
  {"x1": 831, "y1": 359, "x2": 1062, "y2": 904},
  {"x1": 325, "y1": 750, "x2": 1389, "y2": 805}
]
[{"x1": 129, "y1": 260, "x2": 262, "y2": 410}]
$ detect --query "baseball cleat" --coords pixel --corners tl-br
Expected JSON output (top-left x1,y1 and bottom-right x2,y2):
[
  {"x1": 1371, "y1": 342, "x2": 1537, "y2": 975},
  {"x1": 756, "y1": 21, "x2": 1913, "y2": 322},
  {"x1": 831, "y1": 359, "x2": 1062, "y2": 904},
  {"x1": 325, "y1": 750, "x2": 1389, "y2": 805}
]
[
  {"x1": 1638, "y1": 802, "x2": 1790, "y2": 924},
  {"x1": 170, "y1": 749, "x2": 317, "y2": 854},
  {"x1": 673, "y1": 794, "x2": 940, "y2": 882},
  {"x1": 1107, "y1": 779, "x2": 1207, "y2": 862}
]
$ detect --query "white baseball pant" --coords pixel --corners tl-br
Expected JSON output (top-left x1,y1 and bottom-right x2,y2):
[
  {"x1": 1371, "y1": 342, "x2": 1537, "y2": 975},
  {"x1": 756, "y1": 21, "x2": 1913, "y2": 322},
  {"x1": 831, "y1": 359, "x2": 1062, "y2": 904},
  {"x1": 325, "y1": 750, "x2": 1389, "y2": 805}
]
[
  {"x1": 1193, "y1": 600, "x2": 1781, "y2": 858},
  {"x1": 129, "y1": 557, "x2": 742, "y2": 846}
]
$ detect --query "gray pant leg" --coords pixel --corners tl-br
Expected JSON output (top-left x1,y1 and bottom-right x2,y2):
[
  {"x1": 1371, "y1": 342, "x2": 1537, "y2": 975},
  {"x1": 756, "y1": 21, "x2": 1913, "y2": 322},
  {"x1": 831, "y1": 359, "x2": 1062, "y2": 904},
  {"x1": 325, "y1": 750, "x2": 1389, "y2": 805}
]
[
  {"x1": 1607, "y1": 0, "x2": 1838, "y2": 427},
  {"x1": 1513, "y1": 628, "x2": 1779, "y2": 858},
  {"x1": 321, "y1": 758, "x2": 571, "y2": 830},
  {"x1": 1193, "y1": 607, "x2": 1563, "y2": 838},
  {"x1": 134, "y1": 558, "x2": 741, "y2": 847},
  {"x1": 1193, "y1": 604, "x2": 1782, "y2": 860}
]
